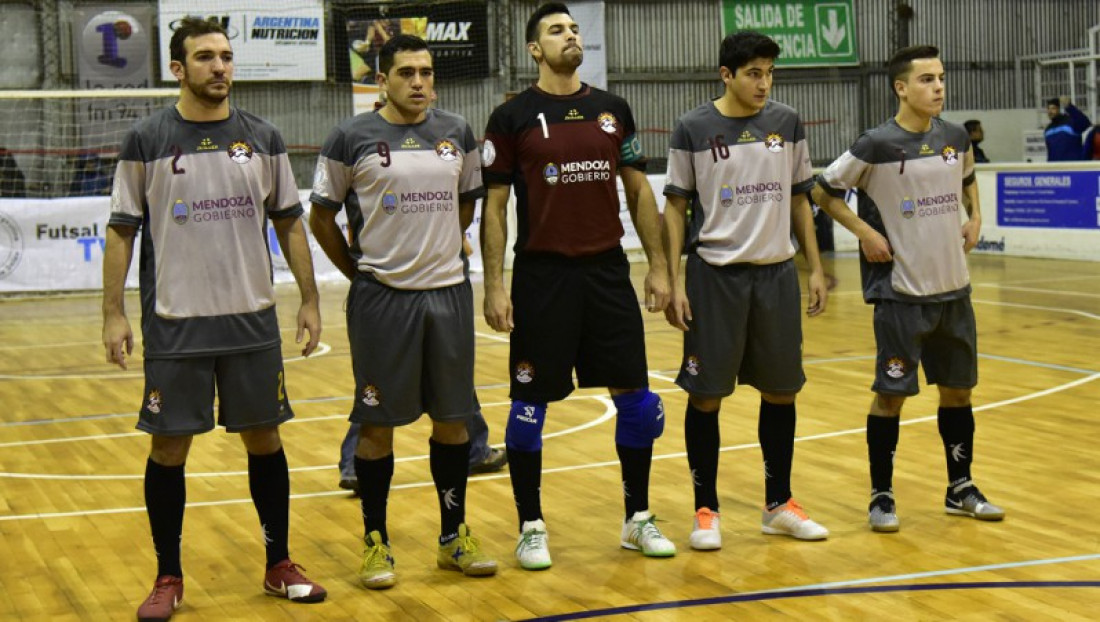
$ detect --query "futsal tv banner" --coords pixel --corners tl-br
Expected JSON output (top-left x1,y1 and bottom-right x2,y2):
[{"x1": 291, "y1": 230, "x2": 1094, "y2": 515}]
[{"x1": 157, "y1": 0, "x2": 326, "y2": 81}]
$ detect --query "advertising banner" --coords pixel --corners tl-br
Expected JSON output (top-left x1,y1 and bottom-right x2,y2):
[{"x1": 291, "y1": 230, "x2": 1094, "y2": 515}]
[{"x1": 721, "y1": 1, "x2": 859, "y2": 67}]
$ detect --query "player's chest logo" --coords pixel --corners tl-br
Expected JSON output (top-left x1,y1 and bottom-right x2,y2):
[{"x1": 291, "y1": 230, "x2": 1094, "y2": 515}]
[
  {"x1": 941, "y1": 145, "x2": 958, "y2": 165},
  {"x1": 228, "y1": 140, "x2": 253, "y2": 164},
  {"x1": 597, "y1": 112, "x2": 618, "y2": 134},
  {"x1": 435, "y1": 139, "x2": 458, "y2": 161},
  {"x1": 764, "y1": 133, "x2": 785, "y2": 153}
]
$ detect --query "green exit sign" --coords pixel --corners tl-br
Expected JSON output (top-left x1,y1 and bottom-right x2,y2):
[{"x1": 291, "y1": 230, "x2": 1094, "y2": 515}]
[{"x1": 722, "y1": 1, "x2": 859, "y2": 67}]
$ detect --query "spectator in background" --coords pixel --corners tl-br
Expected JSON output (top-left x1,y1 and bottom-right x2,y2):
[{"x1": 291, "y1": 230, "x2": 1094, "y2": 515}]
[
  {"x1": 1044, "y1": 97, "x2": 1091, "y2": 161},
  {"x1": 964, "y1": 120, "x2": 989, "y2": 163},
  {"x1": 69, "y1": 153, "x2": 113, "y2": 196},
  {"x1": 0, "y1": 148, "x2": 27, "y2": 197}
]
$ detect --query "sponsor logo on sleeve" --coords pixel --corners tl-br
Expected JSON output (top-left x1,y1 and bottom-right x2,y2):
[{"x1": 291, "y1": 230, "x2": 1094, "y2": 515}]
[{"x1": 482, "y1": 139, "x2": 496, "y2": 166}]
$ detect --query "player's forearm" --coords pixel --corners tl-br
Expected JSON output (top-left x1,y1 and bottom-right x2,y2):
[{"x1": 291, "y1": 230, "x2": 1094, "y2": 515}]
[
  {"x1": 623, "y1": 173, "x2": 668, "y2": 273},
  {"x1": 102, "y1": 224, "x2": 135, "y2": 317},
  {"x1": 811, "y1": 186, "x2": 876, "y2": 241},
  {"x1": 459, "y1": 200, "x2": 476, "y2": 234},
  {"x1": 480, "y1": 190, "x2": 509, "y2": 294},
  {"x1": 791, "y1": 194, "x2": 823, "y2": 274},
  {"x1": 308, "y1": 208, "x2": 357, "y2": 281},
  {"x1": 662, "y1": 195, "x2": 688, "y2": 282},
  {"x1": 274, "y1": 217, "x2": 319, "y2": 303},
  {"x1": 963, "y1": 182, "x2": 981, "y2": 221}
]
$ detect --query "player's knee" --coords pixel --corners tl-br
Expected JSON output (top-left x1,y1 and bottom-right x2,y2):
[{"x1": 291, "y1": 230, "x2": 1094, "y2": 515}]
[
  {"x1": 938, "y1": 387, "x2": 971, "y2": 407},
  {"x1": 613, "y1": 389, "x2": 665, "y2": 448},
  {"x1": 505, "y1": 400, "x2": 547, "y2": 452}
]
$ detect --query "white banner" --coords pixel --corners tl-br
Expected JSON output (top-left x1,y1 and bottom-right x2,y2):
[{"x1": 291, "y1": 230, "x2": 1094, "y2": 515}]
[
  {"x1": 571, "y1": 1, "x2": 607, "y2": 90},
  {"x1": 157, "y1": 0, "x2": 326, "y2": 81}
]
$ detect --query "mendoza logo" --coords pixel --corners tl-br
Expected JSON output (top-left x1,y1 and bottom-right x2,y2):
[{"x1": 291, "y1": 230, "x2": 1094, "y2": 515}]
[
  {"x1": 543, "y1": 163, "x2": 560, "y2": 185},
  {"x1": 435, "y1": 139, "x2": 458, "y2": 161},
  {"x1": 381, "y1": 191, "x2": 398, "y2": 214},
  {"x1": 172, "y1": 199, "x2": 189, "y2": 224},
  {"x1": 249, "y1": 16, "x2": 320, "y2": 42},
  {"x1": 0, "y1": 211, "x2": 24, "y2": 279},
  {"x1": 719, "y1": 184, "x2": 734, "y2": 207},
  {"x1": 900, "y1": 196, "x2": 915, "y2": 219},
  {"x1": 597, "y1": 112, "x2": 617, "y2": 133},
  {"x1": 764, "y1": 133, "x2": 784, "y2": 153},
  {"x1": 227, "y1": 141, "x2": 253, "y2": 164}
]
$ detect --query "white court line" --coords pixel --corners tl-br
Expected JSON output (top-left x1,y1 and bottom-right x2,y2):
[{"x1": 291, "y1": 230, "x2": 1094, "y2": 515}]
[
  {"x1": 971, "y1": 298, "x2": 1100, "y2": 321},
  {"x1": 976, "y1": 284, "x2": 1100, "y2": 300},
  {"x1": 0, "y1": 342, "x2": 333, "y2": 381}
]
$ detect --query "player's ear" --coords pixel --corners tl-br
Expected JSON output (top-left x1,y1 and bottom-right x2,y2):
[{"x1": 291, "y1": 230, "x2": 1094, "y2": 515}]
[
  {"x1": 170, "y1": 59, "x2": 185, "y2": 82},
  {"x1": 527, "y1": 41, "x2": 542, "y2": 63}
]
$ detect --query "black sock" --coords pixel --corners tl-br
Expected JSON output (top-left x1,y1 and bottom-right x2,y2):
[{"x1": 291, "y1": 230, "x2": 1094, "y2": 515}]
[
  {"x1": 937, "y1": 405, "x2": 975, "y2": 487},
  {"x1": 616, "y1": 445, "x2": 652, "y2": 519},
  {"x1": 506, "y1": 448, "x2": 542, "y2": 529},
  {"x1": 430, "y1": 438, "x2": 470, "y2": 544},
  {"x1": 759, "y1": 400, "x2": 796, "y2": 509},
  {"x1": 355, "y1": 453, "x2": 394, "y2": 544},
  {"x1": 248, "y1": 448, "x2": 290, "y2": 569},
  {"x1": 145, "y1": 458, "x2": 185, "y2": 578},
  {"x1": 684, "y1": 402, "x2": 720, "y2": 511},
  {"x1": 867, "y1": 414, "x2": 900, "y2": 496}
]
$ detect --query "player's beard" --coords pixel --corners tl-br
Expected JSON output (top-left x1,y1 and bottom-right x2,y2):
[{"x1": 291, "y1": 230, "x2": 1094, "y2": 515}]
[
  {"x1": 183, "y1": 74, "x2": 231, "y2": 106},
  {"x1": 547, "y1": 46, "x2": 583, "y2": 73}
]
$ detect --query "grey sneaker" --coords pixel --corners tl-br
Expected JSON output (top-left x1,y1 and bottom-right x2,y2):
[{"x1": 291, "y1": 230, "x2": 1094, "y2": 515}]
[
  {"x1": 869, "y1": 492, "x2": 899, "y2": 532},
  {"x1": 945, "y1": 484, "x2": 1005, "y2": 521}
]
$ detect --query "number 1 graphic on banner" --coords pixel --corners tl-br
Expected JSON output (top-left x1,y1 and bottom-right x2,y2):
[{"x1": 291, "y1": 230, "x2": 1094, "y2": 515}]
[{"x1": 95, "y1": 21, "x2": 128, "y2": 69}]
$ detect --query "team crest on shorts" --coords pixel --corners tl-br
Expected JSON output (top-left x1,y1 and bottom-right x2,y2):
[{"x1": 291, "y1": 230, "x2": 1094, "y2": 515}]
[
  {"x1": 764, "y1": 133, "x2": 785, "y2": 153},
  {"x1": 172, "y1": 199, "x2": 189, "y2": 224},
  {"x1": 543, "y1": 163, "x2": 559, "y2": 185},
  {"x1": 685, "y1": 355, "x2": 701, "y2": 376},
  {"x1": 597, "y1": 112, "x2": 618, "y2": 134},
  {"x1": 900, "y1": 196, "x2": 915, "y2": 219},
  {"x1": 435, "y1": 139, "x2": 458, "y2": 161},
  {"x1": 515, "y1": 361, "x2": 535, "y2": 384},
  {"x1": 720, "y1": 184, "x2": 734, "y2": 207},
  {"x1": 362, "y1": 385, "x2": 381, "y2": 407},
  {"x1": 227, "y1": 141, "x2": 253, "y2": 164},
  {"x1": 146, "y1": 389, "x2": 163, "y2": 415},
  {"x1": 941, "y1": 145, "x2": 958, "y2": 165},
  {"x1": 884, "y1": 357, "x2": 906, "y2": 379},
  {"x1": 382, "y1": 191, "x2": 398, "y2": 214}
]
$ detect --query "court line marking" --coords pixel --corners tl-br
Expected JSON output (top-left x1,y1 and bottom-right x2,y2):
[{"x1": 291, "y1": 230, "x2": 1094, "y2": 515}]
[
  {"x1": 976, "y1": 283, "x2": 1100, "y2": 299},
  {"x1": 972, "y1": 298, "x2": 1100, "y2": 321}
]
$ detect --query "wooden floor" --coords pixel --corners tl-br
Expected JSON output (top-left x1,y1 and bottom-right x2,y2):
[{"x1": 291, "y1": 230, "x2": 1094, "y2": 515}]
[{"x1": 1, "y1": 253, "x2": 1098, "y2": 621}]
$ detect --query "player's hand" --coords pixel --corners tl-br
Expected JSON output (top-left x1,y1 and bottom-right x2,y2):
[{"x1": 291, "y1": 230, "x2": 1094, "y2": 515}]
[
  {"x1": 484, "y1": 286, "x2": 513, "y2": 333},
  {"x1": 296, "y1": 300, "x2": 322, "y2": 357},
  {"x1": 961, "y1": 217, "x2": 981, "y2": 253},
  {"x1": 102, "y1": 313, "x2": 133, "y2": 370},
  {"x1": 664, "y1": 286, "x2": 692, "y2": 331},
  {"x1": 806, "y1": 270, "x2": 828, "y2": 317},
  {"x1": 644, "y1": 267, "x2": 670, "y2": 313},
  {"x1": 859, "y1": 229, "x2": 893, "y2": 262}
]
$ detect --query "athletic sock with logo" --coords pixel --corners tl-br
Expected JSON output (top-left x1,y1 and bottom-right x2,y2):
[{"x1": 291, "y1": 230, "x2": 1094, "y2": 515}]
[
  {"x1": 355, "y1": 453, "x2": 394, "y2": 544},
  {"x1": 145, "y1": 458, "x2": 185, "y2": 578},
  {"x1": 248, "y1": 448, "x2": 290, "y2": 569},
  {"x1": 759, "y1": 400, "x2": 796, "y2": 510},
  {"x1": 867, "y1": 414, "x2": 900, "y2": 495},
  {"x1": 937, "y1": 405, "x2": 975, "y2": 486},
  {"x1": 684, "y1": 402, "x2": 720, "y2": 511},
  {"x1": 430, "y1": 438, "x2": 470, "y2": 545}
]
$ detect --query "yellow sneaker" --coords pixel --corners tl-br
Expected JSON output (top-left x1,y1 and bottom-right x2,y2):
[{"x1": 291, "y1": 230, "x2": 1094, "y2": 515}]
[
  {"x1": 358, "y1": 531, "x2": 396, "y2": 589},
  {"x1": 437, "y1": 524, "x2": 498, "y2": 577}
]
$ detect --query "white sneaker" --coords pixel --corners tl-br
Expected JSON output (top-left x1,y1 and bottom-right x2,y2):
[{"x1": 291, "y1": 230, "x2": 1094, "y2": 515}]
[
  {"x1": 761, "y1": 498, "x2": 829, "y2": 540},
  {"x1": 515, "y1": 519, "x2": 552, "y2": 570},
  {"x1": 689, "y1": 507, "x2": 722, "y2": 550},
  {"x1": 621, "y1": 510, "x2": 676, "y2": 557}
]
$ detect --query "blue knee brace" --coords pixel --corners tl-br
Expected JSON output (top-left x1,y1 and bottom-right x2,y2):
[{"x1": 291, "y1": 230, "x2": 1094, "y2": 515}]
[
  {"x1": 505, "y1": 400, "x2": 547, "y2": 452},
  {"x1": 613, "y1": 390, "x2": 665, "y2": 448}
]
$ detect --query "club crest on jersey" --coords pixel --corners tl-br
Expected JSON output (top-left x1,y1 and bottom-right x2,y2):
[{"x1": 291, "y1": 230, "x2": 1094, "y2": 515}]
[
  {"x1": 685, "y1": 355, "x2": 701, "y2": 376},
  {"x1": 543, "y1": 163, "x2": 559, "y2": 185},
  {"x1": 172, "y1": 199, "x2": 189, "y2": 224},
  {"x1": 941, "y1": 145, "x2": 958, "y2": 165},
  {"x1": 361, "y1": 385, "x2": 381, "y2": 407},
  {"x1": 900, "y1": 196, "x2": 915, "y2": 219},
  {"x1": 146, "y1": 389, "x2": 163, "y2": 415},
  {"x1": 764, "y1": 133, "x2": 785, "y2": 152},
  {"x1": 515, "y1": 361, "x2": 535, "y2": 384},
  {"x1": 884, "y1": 357, "x2": 906, "y2": 379},
  {"x1": 597, "y1": 112, "x2": 617, "y2": 134},
  {"x1": 228, "y1": 141, "x2": 253, "y2": 164},
  {"x1": 720, "y1": 184, "x2": 734, "y2": 207},
  {"x1": 482, "y1": 139, "x2": 497, "y2": 166},
  {"x1": 381, "y1": 191, "x2": 398, "y2": 214},
  {"x1": 435, "y1": 139, "x2": 458, "y2": 161}
]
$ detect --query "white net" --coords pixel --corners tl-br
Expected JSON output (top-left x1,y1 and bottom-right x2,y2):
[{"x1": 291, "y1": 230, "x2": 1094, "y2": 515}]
[{"x1": 0, "y1": 88, "x2": 178, "y2": 199}]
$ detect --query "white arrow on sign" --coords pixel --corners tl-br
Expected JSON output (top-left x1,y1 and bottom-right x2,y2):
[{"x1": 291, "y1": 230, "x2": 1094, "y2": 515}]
[{"x1": 821, "y1": 9, "x2": 846, "y2": 48}]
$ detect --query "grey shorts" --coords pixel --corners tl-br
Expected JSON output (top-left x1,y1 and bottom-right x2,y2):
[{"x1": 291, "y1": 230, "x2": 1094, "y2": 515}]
[
  {"x1": 137, "y1": 346, "x2": 293, "y2": 435},
  {"x1": 872, "y1": 297, "x2": 978, "y2": 396},
  {"x1": 346, "y1": 274, "x2": 475, "y2": 427},
  {"x1": 676, "y1": 256, "x2": 805, "y2": 397}
]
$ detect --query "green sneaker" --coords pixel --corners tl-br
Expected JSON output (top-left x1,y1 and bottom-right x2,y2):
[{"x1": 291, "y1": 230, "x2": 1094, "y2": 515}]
[
  {"x1": 437, "y1": 524, "x2": 498, "y2": 577},
  {"x1": 358, "y1": 531, "x2": 396, "y2": 589}
]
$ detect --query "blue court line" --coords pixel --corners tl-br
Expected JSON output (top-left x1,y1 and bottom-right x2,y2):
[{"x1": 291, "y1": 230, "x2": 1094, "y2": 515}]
[{"x1": 520, "y1": 580, "x2": 1100, "y2": 621}]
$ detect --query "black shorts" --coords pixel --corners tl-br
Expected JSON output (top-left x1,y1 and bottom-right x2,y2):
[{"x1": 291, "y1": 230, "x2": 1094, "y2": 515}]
[
  {"x1": 137, "y1": 346, "x2": 293, "y2": 435},
  {"x1": 872, "y1": 297, "x2": 978, "y2": 396},
  {"x1": 509, "y1": 247, "x2": 648, "y2": 402}
]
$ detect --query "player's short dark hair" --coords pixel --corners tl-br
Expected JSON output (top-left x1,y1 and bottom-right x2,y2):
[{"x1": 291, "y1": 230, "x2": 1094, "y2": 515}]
[
  {"x1": 719, "y1": 31, "x2": 781, "y2": 76},
  {"x1": 378, "y1": 34, "x2": 431, "y2": 75},
  {"x1": 169, "y1": 17, "x2": 229, "y2": 65},
  {"x1": 526, "y1": 2, "x2": 572, "y2": 43},
  {"x1": 1046, "y1": 97, "x2": 1061, "y2": 108},
  {"x1": 887, "y1": 45, "x2": 940, "y2": 98},
  {"x1": 963, "y1": 120, "x2": 981, "y2": 132}
]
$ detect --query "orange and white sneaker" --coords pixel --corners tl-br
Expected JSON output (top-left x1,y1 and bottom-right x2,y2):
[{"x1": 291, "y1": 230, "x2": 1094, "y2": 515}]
[
  {"x1": 263, "y1": 559, "x2": 327, "y2": 603},
  {"x1": 689, "y1": 507, "x2": 722, "y2": 550},
  {"x1": 137, "y1": 575, "x2": 183, "y2": 622},
  {"x1": 761, "y1": 498, "x2": 829, "y2": 540}
]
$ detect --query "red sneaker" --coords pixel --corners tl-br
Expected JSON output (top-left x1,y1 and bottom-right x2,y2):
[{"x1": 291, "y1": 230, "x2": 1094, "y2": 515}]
[
  {"x1": 263, "y1": 559, "x2": 327, "y2": 603},
  {"x1": 136, "y1": 575, "x2": 183, "y2": 622}
]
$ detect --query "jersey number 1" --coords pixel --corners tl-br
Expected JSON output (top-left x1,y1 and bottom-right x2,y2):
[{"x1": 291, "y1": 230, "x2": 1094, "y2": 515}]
[{"x1": 537, "y1": 112, "x2": 549, "y2": 139}]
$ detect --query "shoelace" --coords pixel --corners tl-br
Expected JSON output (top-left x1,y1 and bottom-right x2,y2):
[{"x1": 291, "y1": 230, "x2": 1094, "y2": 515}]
[
  {"x1": 519, "y1": 529, "x2": 547, "y2": 551},
  {"x1": 696, "y1": 509, "x2": 717, "y2": 530},
  {"x1": 781, "y1": 500, "x2": 810, "y2": 520},
  {"x1": 147, "y1": 577, "x2": 180, "y2": 605},
  {"x1": 454, "y1": 534, "x2": 483, "y2": 557},
  {"x1": 362, "y1": 544, "x2": 393, "y2": 570},
  {"x1": 636, "y1": 516, "x2": 665, "y2": 543},
  {"x1": 278, "y1": 562, "x2": 309, "y2": 583}
]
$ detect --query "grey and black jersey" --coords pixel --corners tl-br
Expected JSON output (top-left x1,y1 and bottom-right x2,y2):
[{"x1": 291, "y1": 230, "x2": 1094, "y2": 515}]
[
  {"x1": 109, "y1": 106, "x2": 302, "y2": 358},
  {"x1": 664, "y1": 100, "x2": 814, "y2": 265},
  {"x1": 818, "y1": 117, "x2": 975, "y2": 302},
  {"x1": 310, "y1": 108, "x2": 484, "y2": 290}
]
